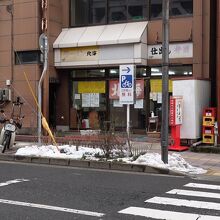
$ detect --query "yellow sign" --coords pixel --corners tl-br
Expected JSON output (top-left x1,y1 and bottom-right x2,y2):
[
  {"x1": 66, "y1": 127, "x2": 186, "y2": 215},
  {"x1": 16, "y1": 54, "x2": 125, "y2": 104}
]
[
  {"x1": 61, "y1": 46, "x2": 99, "y2": 62},
  {"x1": 150, "y1": 79, "x2": 173, "y2": 92},
  {"x1": 78, "y1": 81, "x2": 105, "y2": 93}
]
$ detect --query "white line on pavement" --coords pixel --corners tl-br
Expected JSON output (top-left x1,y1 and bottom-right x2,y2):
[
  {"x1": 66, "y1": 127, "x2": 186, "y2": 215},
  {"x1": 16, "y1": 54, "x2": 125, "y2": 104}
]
[
  {"x1": 0, "y1": 179, "x2": 29, "y2": 187},
  {"x1": 146, "y1": 196, "x2": 220, "y2": 210},
  {"x1": 0, "y1": 198, "x2": 105, "y2": 217},
  {"x1": 167, "y1": 189, "x2": 220, "y2": 199},
  {"x1": 118, "y1": 207, "x2": 220, "y2": 220},
  {"x1": 185, "y1": 183, "x2": 220, "y2": 191}
]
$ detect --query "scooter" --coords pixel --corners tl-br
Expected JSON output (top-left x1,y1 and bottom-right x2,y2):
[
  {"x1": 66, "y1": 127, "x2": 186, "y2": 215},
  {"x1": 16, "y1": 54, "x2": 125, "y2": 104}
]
[{"x1": 0, "y1": 97, "x2": 24, "y2": 153}]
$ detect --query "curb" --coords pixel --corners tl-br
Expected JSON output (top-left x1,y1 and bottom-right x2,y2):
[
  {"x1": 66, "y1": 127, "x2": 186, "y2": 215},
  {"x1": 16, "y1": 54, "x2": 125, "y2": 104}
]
[
  {"x1": 0, "y1": 154, "x2": 186, "y2": 176},
  {"x1": 190, "y1": 146, "x2": 220, "y2": 154}
]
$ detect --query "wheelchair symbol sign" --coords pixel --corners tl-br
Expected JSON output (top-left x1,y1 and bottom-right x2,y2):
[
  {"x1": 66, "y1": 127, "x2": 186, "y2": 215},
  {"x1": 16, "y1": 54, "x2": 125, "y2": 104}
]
[{"x1": 121, "y1": 75, "x2": 133, "y2": 88}]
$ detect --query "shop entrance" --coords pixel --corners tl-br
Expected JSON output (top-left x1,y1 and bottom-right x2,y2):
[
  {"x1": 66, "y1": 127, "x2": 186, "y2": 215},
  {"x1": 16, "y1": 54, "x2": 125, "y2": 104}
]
[
  {"x1": 69, "y1": 68, "x2": 149, "y2": 132},
  {"x1": 72, "y1": 80, "x2": 107, "y2": 130}
]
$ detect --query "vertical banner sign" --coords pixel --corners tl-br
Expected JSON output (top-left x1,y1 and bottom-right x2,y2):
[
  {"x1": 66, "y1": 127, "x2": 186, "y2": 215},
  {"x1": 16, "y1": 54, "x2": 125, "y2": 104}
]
[
  {"x1": 169, "y1": 96, "x2": 183, "y2": 126},
  {"x1": 119, "y1": 65, "x2": 135, "y2": 104}
]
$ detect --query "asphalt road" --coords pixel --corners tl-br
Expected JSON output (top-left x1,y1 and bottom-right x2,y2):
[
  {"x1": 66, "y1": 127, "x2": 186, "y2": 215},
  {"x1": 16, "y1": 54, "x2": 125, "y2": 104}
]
[{"x1": 0, "y1": 162, "x2": 219, "y2": 219}]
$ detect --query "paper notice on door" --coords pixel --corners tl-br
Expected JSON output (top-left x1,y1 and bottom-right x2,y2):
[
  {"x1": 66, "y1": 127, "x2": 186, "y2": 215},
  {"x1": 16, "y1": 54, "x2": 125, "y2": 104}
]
[
  {"x1": 134, "y1": 99, "x2": 144, "y2": 109},
  {"x1": 113, "y1": 100, "x2": 123, "y2": 107},
  {"x1": 90, "y1": 93, "x2": 99, "y2": 107},
  {"x1": 82, "y1": 93, "x2": 90, "y2": 107},
  {"x1": 157, "y1": 93, "x2": 162, "y2": 103}
]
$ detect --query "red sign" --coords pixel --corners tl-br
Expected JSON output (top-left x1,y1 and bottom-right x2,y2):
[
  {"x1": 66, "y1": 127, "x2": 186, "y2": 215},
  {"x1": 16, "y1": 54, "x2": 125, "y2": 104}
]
[
  {"x1": 169, "y1": 96, "x2": 183, "y2": 126},
  {"x1": 109, "y1": 79, "x2": 144, "y2": 99},
  {"x1": 170, "y1": 98, "x2": 175, "y2": 126}
]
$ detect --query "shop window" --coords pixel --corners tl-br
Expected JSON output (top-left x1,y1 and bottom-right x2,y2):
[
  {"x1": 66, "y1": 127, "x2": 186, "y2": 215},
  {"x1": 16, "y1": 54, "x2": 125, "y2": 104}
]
[
  {"x1": 72, "y1": 80, "x2": 107, "y2": 129},
  {"x1": 71, "y1": 69, "x2": 106, "y2": 78},
  {"x1": 150, "y1": 0, "x2": 193, "y2": 19},
  {"x1": 151, "y1": 65, "x2": 192, "y2": 77},
  {"x1": 109, "y1": 67, "x2": 149, "y2": 78},
  {"x1": 15, "y1": 51, "x2": 41, "y2": 65}
]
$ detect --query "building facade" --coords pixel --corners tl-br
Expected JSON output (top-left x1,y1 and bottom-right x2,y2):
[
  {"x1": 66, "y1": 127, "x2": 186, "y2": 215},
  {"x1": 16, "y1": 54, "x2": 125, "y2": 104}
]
[{"x1": 0, "y1": 0, "x2": 216, "y2": 141}]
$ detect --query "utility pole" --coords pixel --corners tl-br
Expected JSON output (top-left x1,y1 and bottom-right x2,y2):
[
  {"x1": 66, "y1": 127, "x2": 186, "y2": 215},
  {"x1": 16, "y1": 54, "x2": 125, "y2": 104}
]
[
  {"x1": 161, "y1": 0, "x2": 169, "y2": 164},
  {"x1": 38, "y1": 0, "x2": 48, "y2": 145}
]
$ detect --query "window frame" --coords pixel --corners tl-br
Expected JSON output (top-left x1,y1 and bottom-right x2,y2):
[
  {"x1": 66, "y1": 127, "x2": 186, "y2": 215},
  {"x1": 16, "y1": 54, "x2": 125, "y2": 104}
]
[
  {"x1": 70, "y1": 0, "x2": 193, "y2": 27},
  {"x1": 70, "y1": 0, "x2": 150, "y2": 27},
  {"x1": 150, "y1": 0, "x2": 193, "y2": 20},
  {"x1": 15, "y1": 50, "x2": 41, "y2": 65}
]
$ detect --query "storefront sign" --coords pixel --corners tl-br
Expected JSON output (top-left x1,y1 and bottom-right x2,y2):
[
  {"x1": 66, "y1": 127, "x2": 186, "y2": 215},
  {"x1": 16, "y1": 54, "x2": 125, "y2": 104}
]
[
  {"x1": 109, "y1": 79, "x2": 144, "y2": 99},
  {"x1": 61, "y1": 46, "x2": 99, "y2": 62},
  {"x1": 148, "y1": 43, "x2": 193, "y2": 59},
  {"x1": 78, "y1": 81, "x2": 105, "y2": 93},
  {"x1": 170, "y1": 96, "x2": 183, "y2": 126}
]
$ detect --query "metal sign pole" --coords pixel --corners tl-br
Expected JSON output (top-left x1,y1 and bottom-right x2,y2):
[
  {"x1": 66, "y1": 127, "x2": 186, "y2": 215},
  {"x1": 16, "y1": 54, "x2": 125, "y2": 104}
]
[
  {"x1": 127, "y1": 104, "x2": 130, "y2": 139},
  {"x1": 119, "y1": 65, "x2": 135, "y2": 142},
  {"x1": 161, "y1": 0, "x2": 169, "y2": 164},
  {"x1": 38, "y1": 34, "x2": 48, "y2": 145}
]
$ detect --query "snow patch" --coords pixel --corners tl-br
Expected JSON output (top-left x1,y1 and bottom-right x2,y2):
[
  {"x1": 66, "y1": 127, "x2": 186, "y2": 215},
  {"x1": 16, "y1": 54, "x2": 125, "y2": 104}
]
[{"x1": 15, "y1": 145, "x2": 207, "y2": 175}]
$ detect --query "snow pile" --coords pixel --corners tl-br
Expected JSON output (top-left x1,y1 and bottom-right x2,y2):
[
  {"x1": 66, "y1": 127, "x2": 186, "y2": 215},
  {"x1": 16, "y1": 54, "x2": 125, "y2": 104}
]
[
  {"x1": 16, "y1": 145, "x2": 103, "y2": 160},
  {"x1": 132, "y1": 152, "x2": 207, "y2": 175},
  {"x1": 15, "y1": 145, "x2": 207, "y2": 175}
]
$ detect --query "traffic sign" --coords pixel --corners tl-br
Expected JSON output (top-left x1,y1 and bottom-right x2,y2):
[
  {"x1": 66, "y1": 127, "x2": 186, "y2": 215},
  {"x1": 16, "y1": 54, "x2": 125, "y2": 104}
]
[{"x1": 119, "y1": 65, "x2": 135, "y2": 104}]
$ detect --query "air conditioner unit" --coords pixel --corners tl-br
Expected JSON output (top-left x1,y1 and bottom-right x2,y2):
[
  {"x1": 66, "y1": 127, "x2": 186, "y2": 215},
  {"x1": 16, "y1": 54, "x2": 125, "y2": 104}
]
[{"x1": 2, "y1": 88, "x2": 11, "y2": 101}]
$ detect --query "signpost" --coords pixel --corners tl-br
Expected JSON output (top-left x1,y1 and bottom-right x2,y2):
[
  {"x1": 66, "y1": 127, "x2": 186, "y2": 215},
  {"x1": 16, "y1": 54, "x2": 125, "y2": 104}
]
[
  {"x1": 119, "y1": 65, "x2": 136, "y2": 138},
  {"x1": 38, "y1": 33, "x2": 48, "y2": 145}
]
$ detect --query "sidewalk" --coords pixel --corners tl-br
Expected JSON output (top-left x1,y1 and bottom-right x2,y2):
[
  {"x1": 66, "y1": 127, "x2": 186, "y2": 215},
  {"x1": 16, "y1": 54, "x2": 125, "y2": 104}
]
[
  {"x1": 2, "y1": 134, "x2": 220, "y2": 177},
  {"x1": 132, "y1": 141, "x2": 220, "y2": 176}
]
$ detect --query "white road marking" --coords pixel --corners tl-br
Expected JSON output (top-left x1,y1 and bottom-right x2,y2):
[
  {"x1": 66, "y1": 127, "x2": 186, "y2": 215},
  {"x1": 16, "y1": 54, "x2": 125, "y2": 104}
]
[
  {"x1": 185, "y1": 183, "x2": 220, "y2": 191},
  {"x1": 0, "y1": 179, "x2": 29, "y2": 187},
  {"x1": 0, "y1": 198, "x2": 105, "y2": 217},
  {"x1": 118, "y1": 207, "x2": 220, "y2": 220},
  {"x1": 167, "y1": 189, "x2": 220, "y2": 199},
  {"x1": 146, "y1": 196, "x2": 220, "y2": 210}
]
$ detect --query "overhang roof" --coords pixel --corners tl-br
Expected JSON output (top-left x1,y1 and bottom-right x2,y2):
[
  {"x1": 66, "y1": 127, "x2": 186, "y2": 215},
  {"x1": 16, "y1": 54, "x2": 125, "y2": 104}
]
[{"x1": 53, "y1": 21, "x2": 148, "y2": 48}]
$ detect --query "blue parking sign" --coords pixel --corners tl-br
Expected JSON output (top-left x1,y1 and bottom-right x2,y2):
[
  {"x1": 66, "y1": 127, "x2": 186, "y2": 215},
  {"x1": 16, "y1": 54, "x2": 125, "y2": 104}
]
[
  {"x1": 119, "y1": 65, "x2": 136, "y2": 104},
  {"x1": 121, "y1": 75, "x2": 132, "y2": 88}
]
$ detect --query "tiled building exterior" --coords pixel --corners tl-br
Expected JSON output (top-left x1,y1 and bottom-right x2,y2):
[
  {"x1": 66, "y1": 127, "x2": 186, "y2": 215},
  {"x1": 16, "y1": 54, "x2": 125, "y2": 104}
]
[{"x1": 0, "y1": 0, "x2": 217, "y2": 142}]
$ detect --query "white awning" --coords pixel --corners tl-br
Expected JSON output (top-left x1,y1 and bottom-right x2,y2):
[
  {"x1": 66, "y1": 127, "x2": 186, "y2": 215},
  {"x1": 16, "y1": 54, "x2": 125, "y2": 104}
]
[
  {"x1": 53, "y1": 21, "x2": 148, "y2": 67},
  {"x1": 53, "y1": 21, "x2": 147, "y2": 48}
]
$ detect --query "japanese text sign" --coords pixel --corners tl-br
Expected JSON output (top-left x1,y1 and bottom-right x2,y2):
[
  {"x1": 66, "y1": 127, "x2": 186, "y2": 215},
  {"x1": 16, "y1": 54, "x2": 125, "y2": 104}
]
[
  {"x1": 170, "y1": 96, "x2": 183, "y2": 126},
  {"x1": 119, "y1": 65, "x2": 135, "y2": 104}
]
